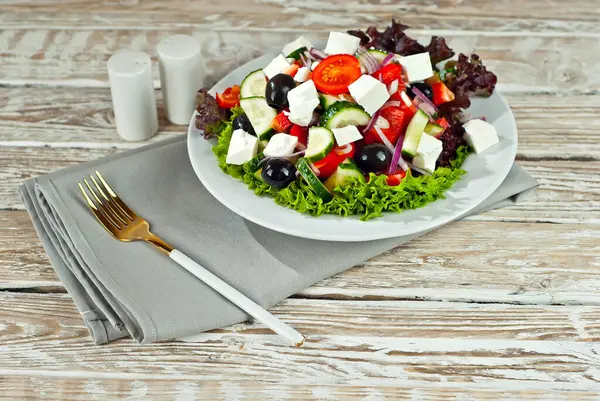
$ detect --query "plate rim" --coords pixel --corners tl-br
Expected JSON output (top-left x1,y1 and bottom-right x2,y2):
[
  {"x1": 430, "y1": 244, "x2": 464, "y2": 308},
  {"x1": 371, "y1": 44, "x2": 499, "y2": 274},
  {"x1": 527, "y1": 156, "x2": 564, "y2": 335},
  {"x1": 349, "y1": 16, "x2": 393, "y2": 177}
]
[{"x1": 188, "y1": 54, "x2": 518, "y2": 242}]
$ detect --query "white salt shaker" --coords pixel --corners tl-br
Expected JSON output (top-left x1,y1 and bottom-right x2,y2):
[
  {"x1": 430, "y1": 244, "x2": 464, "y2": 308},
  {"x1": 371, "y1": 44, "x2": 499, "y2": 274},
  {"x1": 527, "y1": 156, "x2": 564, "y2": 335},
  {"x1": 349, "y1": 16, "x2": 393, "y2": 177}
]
[
  {"x1": 157, "y1": 34, "x2": 203, "y2": 125},
  {"x1": 107, "y1": 49, "x2": 158, "y2": 141}
]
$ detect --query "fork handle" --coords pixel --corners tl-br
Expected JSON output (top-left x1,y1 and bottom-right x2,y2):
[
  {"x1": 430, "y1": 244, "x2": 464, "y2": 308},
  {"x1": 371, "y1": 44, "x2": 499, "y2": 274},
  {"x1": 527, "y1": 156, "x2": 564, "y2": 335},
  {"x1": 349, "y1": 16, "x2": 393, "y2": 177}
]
[{"x1": 169, "y1": 249, "x2": 305, "y2": 346}]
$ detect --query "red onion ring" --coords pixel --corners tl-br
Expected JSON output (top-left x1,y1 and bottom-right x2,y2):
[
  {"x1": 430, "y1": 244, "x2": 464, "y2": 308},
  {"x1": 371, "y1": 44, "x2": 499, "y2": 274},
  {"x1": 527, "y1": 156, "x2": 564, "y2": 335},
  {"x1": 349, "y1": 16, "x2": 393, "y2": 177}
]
[
  {"x1": 408, "y1": 162, "x2": 432, "y2": 176},
  {"x1": 388, "y1": 134, "x2": 408, "y2": 174},
  {"x1": 309, "y1": 48, "x2": 327, "y2": 60},
  {"x1": 411, "y1": 86, "x2": 438, "y2": 114},
  {"x1": 374, "y1": 125, "x2": 394, "y2": 152},
  {"x1": 362, "y1": 108, "x2": 382, "y2": 134},
  {"x1": 383, "y1": 100, "x2": 402, "y2": 108},
  {"x1": 381, "y1": 53, "x2": 395, "y2": 66},
  {"x1": 310, "y1": 163, "x2": 320, "y2": 176},
  {"x1": 337, "y1": 143, "x2": 353, "y2": 154}
]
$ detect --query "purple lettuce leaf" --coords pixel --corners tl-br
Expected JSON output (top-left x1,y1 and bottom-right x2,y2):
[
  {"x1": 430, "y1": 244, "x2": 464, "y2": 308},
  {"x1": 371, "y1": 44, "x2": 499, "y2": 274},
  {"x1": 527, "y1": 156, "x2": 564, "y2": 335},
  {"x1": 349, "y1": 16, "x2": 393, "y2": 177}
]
[
  {"x1": 195, "y1": 88, "x2": 228, "y2": 138},
  {"x1": 426, "y1": 36, "x2": 455, "y2": 65},
  {"x1": 444, "y1": 53, "x2": 498, "y2": 99}
]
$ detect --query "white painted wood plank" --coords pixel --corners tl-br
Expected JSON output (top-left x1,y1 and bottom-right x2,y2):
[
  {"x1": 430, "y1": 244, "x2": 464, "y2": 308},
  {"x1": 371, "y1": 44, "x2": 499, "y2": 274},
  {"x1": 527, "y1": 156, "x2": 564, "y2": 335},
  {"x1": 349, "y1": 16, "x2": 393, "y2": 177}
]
[
  {"x1": 1, "y1": 0, "x2": 600, "y2": 34},
  {"x1": 1, "y1": 29, "x2": 599, "y2": 92},
  {"x1": 3, "y1": 293, "x2": 600, "y2": 388},
  {"x1": 2, "y1": 211, "x2": 599, "y2": 306},
  {"x1": 3, "y1": 375, "x2": 600, "y2": 401}
]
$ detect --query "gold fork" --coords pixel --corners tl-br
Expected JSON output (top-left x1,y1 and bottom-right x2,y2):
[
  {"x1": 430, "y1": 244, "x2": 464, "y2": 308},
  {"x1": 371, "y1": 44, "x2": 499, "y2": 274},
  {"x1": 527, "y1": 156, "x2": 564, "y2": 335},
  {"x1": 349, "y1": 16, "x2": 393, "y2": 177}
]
[{"x1": 79, "y1": 171, "x2": 305, "y2": 347}]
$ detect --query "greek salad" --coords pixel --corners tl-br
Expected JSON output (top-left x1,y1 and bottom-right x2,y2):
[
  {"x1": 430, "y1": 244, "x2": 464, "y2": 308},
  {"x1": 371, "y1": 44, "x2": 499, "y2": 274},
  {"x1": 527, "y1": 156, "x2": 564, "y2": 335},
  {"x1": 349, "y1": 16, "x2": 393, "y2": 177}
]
[{"x1": 195, "y1": 20, "x2": 499, "y2": 220}]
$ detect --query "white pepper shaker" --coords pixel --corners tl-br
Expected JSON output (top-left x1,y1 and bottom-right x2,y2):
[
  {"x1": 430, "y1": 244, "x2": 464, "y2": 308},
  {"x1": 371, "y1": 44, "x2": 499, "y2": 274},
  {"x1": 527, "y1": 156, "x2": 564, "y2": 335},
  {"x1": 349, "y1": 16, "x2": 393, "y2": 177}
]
[
  {"x1": 157, "y1": 34, "x2": 203, "y2": 125},
  {"x1": 107, "y1": 49, "x2": 158, "y2": 141}
]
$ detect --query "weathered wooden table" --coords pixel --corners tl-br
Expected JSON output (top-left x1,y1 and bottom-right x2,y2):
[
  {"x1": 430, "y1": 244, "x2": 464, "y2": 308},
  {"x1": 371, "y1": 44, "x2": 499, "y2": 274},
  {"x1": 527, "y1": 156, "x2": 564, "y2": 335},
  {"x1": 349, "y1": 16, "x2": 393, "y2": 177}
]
[{"x1": 1, "y1": 1, "x2": 599, "y2": 399}]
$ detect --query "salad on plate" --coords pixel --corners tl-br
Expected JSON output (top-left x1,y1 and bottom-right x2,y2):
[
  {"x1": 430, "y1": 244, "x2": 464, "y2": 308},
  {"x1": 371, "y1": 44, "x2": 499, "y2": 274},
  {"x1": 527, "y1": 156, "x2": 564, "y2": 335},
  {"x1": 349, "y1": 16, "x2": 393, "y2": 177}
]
[{"x1": 195, "y1": 20, "x2": 500, "y2": 220}]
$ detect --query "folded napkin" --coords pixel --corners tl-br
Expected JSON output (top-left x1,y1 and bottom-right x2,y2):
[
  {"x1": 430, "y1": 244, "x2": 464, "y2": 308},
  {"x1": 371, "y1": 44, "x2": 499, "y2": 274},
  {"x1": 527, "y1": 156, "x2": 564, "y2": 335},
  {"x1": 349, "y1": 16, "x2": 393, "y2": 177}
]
[{"x1": 19, "y1": 136, "x2": 538, "y2": 344}]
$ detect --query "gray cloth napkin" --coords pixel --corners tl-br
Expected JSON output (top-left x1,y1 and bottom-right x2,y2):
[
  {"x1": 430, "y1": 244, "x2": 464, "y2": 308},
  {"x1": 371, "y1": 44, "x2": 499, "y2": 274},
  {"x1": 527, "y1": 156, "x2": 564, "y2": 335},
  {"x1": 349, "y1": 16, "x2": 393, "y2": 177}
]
[{"x1": 19, "y1": 135, "x2": 538, "y2": 344}]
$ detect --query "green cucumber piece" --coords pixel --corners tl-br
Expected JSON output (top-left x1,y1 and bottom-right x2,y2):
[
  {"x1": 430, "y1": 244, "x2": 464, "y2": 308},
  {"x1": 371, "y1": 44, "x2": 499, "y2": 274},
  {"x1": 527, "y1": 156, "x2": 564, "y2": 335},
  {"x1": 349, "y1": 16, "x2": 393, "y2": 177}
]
[
  {"x1": 319, "y1": 94, "x2": 354, "y2": 110},
  {"x1": 402, "y1": 109, "x2": 430, "y2": 158},
  {"x1": 297, "y1": 158, "x2": 333, "y2": 202},
  {"x1": 368, "y1": 49, "x2": 388, "y2": 63},
  {"x1": 239, "y1": 97, "x2": 277, "y2": 141},
  {"x1": 240, "y1": 69, "x2": 268, "y2": 98},
  {"x1": 305, "y1": 127, "x2": 335, "y2": 163},
  {"x1": 241, "y1": 70, "x2": 267, "y2": 98},
  {"x1": 286, "y1": 46, "x2": 307, "y2": 60},
  {"x1": 243, "y1": 153, "x2": 265, "y2": 174},
  {"x1": 324, "y1": 158, "x2": 365, "y2": 192},
  {"x1": 424, "y1": 122, "x2": 444, "y2": 137},
  {"x1": 320, "y1": 101, "x2": 370, "y2": 129},
  {"x1": 254, "y1": 168, "x2": 264, "y2": 182}
]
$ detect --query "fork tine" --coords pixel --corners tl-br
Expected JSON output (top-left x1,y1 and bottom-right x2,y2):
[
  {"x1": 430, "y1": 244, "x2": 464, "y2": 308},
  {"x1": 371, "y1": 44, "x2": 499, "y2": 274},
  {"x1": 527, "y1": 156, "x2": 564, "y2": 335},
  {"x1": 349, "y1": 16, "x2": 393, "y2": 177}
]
[
  {"x1": 89, "y1": 175, "x2": 129, "y2": 225},
  {"x1": 83, "y1": 178, "x2": 122, "y2": 229},
  {"x1": 95, "y1": 171, "x2": 136, "y2": 220},
  {"x1": 79, "y1": 182, "x2": 119, "y2": 235}
]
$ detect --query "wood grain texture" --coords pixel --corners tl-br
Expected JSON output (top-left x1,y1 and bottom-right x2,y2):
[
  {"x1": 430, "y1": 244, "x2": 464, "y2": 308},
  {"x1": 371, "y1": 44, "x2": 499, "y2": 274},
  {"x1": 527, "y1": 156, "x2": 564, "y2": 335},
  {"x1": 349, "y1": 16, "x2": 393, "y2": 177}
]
[
  {"x1": 2, "y1": 211, "x2": 600, "y2": 306},
  {"x1": 1, "y1": 28, "x2": 599, "y2": 92},
  {"x1": 2, "y1": 88, "x2": 599, "y2": 160},
  {"x1": 2, "y1": 144, "x2": 598, "y2": 221},
  {"x1": 2, "y1": 377, "x2": 600, "y2": 401},
  {"x1": 3, "y1": 292, "x2": 600, "y2": 390},
  {"x1": 2, "y1": 0, "x2": 600, "y2": 33}
]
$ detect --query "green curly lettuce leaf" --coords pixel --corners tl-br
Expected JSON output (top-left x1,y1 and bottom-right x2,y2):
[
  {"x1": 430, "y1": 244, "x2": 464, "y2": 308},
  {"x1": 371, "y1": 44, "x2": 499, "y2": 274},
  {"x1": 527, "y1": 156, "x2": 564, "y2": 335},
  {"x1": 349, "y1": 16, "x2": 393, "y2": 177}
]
[{"x1": 212, "y1": 113, "x2": 471, "y2": 220}]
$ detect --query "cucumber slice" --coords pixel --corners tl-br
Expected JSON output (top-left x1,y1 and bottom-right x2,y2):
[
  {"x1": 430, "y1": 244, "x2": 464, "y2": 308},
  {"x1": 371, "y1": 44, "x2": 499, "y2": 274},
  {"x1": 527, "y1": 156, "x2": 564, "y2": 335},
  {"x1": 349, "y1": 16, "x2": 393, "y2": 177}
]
[
  {"x1": 319, "y1": 94, "x2": 354, "y2": 110},
  {"x1": 320, "y1": 101, "x2": 370, "y2": 129},
  {"x1": 243, "y1": 153, "x2": 265, "y2": 174},
  {"x1": 368, "y1": 49, "x2": 388, "y2": 63},
  {"x1": 324, "y1": 158, "x2": 365, "y2": 192},
  {"x1": 240, "y1": 69, "x2": 268, "y2": 98},
  {"x1": 286, "y1": 46, "x2": 307, "y2": 60},
  {"x1": 297, "y1": 158, "x2": 333, "y2": 202},
  {"x1": 424, "y1": 122, "x2": 444, "y2": 137},
  {"x1": 305, "y1": 127, "x2": 335, "y2": 163},
  {"x1": 402, "y1": 109, "x2": 430, "y2": 158},
  {"x1": 239, "y1": 97, "x2": 277, "y2": 141}
]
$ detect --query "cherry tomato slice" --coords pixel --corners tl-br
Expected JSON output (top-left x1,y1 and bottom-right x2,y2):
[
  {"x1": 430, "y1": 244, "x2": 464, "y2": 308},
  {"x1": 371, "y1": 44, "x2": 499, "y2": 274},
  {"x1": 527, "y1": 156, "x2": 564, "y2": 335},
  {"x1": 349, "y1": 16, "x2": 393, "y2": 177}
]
[
  {"x1": 431, "y1": 82, "x2": 456, "y2": 106},
  {"x1": 312, "y1": 55, "x2": 361, "y2": 95},
  {"x1": 216, "y1": 85, "x2": 241, "y2": 109}
]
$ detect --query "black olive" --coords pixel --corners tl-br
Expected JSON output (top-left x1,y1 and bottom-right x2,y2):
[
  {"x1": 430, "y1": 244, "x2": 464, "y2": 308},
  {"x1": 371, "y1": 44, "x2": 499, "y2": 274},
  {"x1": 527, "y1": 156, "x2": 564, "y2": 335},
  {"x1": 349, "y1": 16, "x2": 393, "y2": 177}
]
[
  {"x1": 261, "y1": 158, "x2": 297, "y2": 189},
  {"x1": 232, "y1": 113, "x2": 256, "y2": 136},
  {"x1": 355, "y1": 144, "x2": 392, "y2": 173},
  {"x1": 407, "y1": 82, "x2": 434, "y2": 102},
  {"x1": 265, "y1": 74, "x2": 296, "y2": 109}
]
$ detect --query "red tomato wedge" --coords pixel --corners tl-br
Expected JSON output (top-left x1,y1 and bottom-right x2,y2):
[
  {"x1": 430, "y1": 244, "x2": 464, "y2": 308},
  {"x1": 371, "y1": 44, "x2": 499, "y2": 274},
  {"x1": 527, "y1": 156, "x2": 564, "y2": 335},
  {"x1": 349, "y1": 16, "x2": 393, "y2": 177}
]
[
  {"x1": 312, "y1": 55, "x2": 362, "y2": 95},
  {"x1": 313, "y1": 143, "x2": 356, "y2": 178},
  {"x1": 271, "y1": 112, "x2": 292, "y2": 133},
  {"x1": 386, "y1": 169, "x2": 408, "y2": 186},
  {"x1": 216, "y1": 85, "x2": 241, "y2": 109},
  {"x1": 431, "y1": 82, "x2": 456, "y2": 106},
  {"x1": 364, "y1": 106, "x2": 409, "y2": 145},
  {"x1": 289, "y1": 124, "x2": 308, "y2": 146},
  {"x1": 372, "y1": 63, "x2": 406, "y2": 90}
]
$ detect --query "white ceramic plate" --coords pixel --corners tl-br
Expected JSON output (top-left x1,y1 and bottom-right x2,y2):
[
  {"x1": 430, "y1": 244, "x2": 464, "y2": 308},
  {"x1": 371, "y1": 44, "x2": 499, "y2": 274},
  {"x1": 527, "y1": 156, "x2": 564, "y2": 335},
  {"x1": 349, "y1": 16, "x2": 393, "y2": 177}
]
[{"x1": 188, "y1": 53, "x2": 517, "y2": 242}]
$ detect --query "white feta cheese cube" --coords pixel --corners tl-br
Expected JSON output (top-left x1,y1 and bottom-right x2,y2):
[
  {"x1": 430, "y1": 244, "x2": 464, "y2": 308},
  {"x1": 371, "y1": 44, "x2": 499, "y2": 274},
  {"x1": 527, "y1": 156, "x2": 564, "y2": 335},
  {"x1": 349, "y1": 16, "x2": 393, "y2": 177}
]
[
  {"x1": 287, "y1": 80, "x2": 320, "y2": 126},
  {"x1": 282, "y1": 36, "x2": 313, "y2": 57},
  {"x1": 397, "y1": 52, "x2": 433, "y2": 83},
  {"x1": 264, "y1": 133, "x2": 299, "y2": 157},
  {"x1": 332, "y1": 125, "x2": 363, "y2": 147},
  {"x1": 226, "y1": 129, "x2": 259, "y2": 165},
  {"x1": 324, "y1": 31, "x2": 361, "y2": 55},
  {"x1": 348, "y1": 75, "x2": 390, "y2": 115},
  {"x1": 263, "y1": 54, "x2": 291, "y2": 79},
  {"x1": 413, "y1": 133, "x2": 442, "y2": 174},
  {"x1": 294, "y1": 67, "x2": 311, "y2": 83},
  {"x1": 310, "y1": 60, "x2": 320, "y2": 71},
  {"x1": 463, "y1": 119, "x2": 499, "y2": 153}
]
